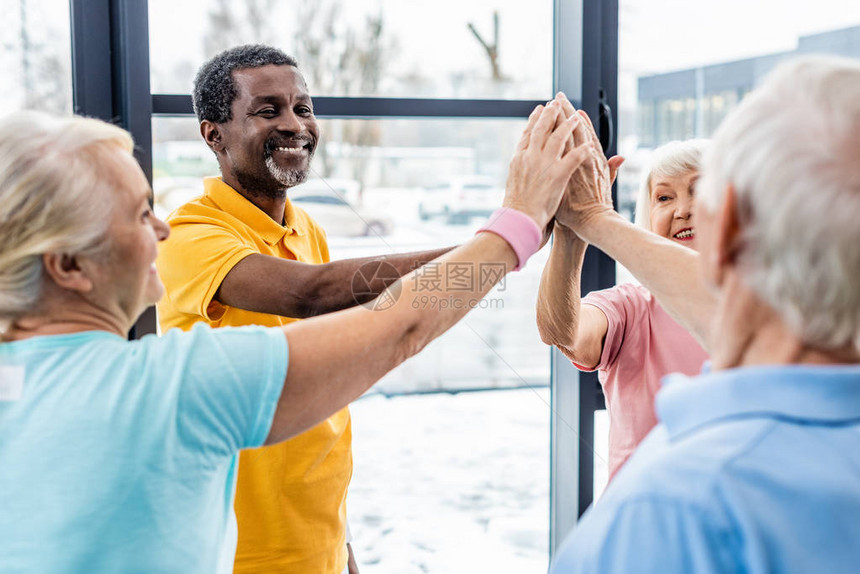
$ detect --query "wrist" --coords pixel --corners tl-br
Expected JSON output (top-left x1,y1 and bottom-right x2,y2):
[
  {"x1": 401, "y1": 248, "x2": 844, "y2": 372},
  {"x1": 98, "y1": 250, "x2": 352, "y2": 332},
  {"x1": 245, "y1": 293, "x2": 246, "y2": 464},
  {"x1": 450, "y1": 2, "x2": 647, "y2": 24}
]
[
  {"x1": 477, "y1": 208, "x2": 543, "y2": 271},
  {"x1": 501, "y1": 199, "x2": 546, "y2": 230},
  {"x1": 553, "y1": 221, "x2": 582, "y2": 242},
  {"x1": 560, "y1": 206, "x2": 618, "y2": 243}
]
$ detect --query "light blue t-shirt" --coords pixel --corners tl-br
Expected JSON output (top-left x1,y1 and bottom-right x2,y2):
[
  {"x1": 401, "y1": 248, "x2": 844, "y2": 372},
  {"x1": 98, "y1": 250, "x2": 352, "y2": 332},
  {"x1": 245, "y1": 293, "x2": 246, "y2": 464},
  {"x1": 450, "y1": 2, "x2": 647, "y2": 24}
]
[
  {"x1": 551, "y1": 364, "x2": 860, "y2": 573},
  {"x1": 0, "y1": 324, "x2": 287, "y2": 574}
]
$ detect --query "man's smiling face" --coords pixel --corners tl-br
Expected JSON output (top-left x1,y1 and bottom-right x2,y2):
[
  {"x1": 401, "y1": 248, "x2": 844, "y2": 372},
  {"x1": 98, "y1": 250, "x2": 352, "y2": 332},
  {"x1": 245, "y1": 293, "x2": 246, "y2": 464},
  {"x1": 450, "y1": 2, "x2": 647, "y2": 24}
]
[{"x1": 217, "y1": 64, "x2": 320, "y2": 199}]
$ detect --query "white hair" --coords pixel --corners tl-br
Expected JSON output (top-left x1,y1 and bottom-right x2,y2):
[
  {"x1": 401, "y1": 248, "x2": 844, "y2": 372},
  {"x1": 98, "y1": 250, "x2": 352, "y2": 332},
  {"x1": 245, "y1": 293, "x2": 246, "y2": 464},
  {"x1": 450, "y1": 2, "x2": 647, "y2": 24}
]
[
  {"x1": 634, "y1": 139, "x2": 708, "y2": 230},
  {"x1": 0, "y1": 112, "x2": 134, "y2": 330},
  {"x1": 697, "y1": 55, "x2": 860, "y2": 353}
]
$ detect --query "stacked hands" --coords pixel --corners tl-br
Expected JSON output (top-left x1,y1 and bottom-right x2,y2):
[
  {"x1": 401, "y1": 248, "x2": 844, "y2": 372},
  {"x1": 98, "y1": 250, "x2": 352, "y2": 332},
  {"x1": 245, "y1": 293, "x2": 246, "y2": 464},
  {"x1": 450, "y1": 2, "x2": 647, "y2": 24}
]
[{"x1": 501, "y1": 92, "x2": 625, "y2": 247}]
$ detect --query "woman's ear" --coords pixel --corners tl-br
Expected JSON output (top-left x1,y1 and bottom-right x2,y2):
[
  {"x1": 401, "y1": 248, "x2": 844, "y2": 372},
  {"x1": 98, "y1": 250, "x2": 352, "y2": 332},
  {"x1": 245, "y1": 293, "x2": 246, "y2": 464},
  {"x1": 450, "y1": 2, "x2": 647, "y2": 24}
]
[{"x1": 42, "y1": 253, "x2": 94, "y2": 294}]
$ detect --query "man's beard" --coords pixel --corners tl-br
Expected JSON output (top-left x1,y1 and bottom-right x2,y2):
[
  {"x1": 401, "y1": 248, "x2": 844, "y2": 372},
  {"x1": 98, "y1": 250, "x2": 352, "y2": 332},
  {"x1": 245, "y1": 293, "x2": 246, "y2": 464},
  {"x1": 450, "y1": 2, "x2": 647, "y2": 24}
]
[
  {"x1": 265, "y1": 155, "x2": 309, "y2": 188},
  {"x1": 233, "y1": 147, "x2": 314, "y2": 200}
]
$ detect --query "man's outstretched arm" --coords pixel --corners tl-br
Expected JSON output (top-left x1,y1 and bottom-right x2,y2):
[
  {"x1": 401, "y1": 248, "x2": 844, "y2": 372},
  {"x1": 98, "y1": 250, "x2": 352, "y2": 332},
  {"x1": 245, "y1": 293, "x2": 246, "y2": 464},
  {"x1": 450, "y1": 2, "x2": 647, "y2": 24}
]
[{"x1": 216, "y1": 246, "x2": 454, "y2": 318}]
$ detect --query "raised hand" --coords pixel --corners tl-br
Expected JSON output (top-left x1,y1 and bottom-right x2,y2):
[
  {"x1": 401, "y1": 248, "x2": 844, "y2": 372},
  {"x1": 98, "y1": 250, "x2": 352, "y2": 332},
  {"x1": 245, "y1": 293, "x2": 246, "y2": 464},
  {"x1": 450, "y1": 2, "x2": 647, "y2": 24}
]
[
  {"x1": 553, "y1": 100, "x2": 624, "y2": 234},
  {"x1": 502, "y1": 94, "x2": 592, "y2": 230}
]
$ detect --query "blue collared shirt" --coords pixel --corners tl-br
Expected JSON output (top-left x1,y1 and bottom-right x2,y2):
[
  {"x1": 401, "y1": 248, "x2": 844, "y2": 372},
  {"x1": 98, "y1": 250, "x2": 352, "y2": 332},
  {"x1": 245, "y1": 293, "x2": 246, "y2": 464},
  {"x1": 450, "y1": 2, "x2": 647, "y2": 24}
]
[{"x1": 550, "y1": 364, "x2": 860, "y2": 573}]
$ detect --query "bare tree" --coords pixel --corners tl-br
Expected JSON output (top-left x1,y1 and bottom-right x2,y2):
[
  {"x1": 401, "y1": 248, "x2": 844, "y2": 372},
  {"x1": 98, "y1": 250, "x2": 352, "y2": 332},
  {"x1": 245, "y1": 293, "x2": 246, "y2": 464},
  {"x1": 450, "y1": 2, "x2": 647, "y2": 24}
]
[
  {"x1": 203, "y1": 0, "x2": 278, "y2": 57},
  {"x1": 8, "y1": 0, "x2": 70, "y2": 113},
  {"x1": 292, "y1": 2, "x2": 388, "y2": 187},
  {"x1": 467, "y1": 11, "x2": 504, "y2": 82}
]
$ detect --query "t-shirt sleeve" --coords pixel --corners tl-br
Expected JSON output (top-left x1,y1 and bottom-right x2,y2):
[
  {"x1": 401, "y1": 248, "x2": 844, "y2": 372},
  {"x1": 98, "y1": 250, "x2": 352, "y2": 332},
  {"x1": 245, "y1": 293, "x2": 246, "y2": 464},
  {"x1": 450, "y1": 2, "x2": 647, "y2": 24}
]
[
  {"x1": 549, "y1": 497, "x2": 736, "y2": 574},
  {"x1": 581, "y1": 283, "x2": 649, "y2": 372},
  {"x1": 145, "y1": 324, "x2": 288, "y2": 460},
  {"x1": 156, "y1": 218, "x2": 258, "y2": 322}
]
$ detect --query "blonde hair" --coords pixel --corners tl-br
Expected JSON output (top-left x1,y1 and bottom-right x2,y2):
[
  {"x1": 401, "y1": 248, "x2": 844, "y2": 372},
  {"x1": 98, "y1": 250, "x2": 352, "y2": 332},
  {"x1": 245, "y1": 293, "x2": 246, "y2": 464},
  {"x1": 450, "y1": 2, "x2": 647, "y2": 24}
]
[
  {"x1": 634, "y1": 139, "x2": 708, "y2": 230},
  {"x1": 0, "y1": 112, "x2": 134, "y2": 329},
  {"x1": 697, "y1": 55, "x2": 860, "y2": 352}
]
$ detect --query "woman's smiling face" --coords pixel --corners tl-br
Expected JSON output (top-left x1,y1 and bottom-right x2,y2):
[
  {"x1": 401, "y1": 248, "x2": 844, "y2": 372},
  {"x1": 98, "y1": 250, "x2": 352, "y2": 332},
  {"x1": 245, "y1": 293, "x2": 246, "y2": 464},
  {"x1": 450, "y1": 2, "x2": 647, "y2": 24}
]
[{"x1": 649, "y1": 170, "x2": 699, "y2": 250}]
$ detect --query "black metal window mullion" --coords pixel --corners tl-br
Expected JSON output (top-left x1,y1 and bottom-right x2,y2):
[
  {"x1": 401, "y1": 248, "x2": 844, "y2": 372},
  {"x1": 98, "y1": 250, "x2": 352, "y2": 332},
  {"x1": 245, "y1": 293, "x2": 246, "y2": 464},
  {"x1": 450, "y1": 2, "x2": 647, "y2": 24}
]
[
  {"x1": 152, "y1": 94, "x2": 555, "y2": 119},
  {"x1": 71, "y1": 0, "x2": 153, "y2": 179},
  {"x1": 574, "y1": 0, "x2": 619, "y2": 518},
  {"x1": 549, "y1": 0, "x2": 618, "y2": 558},
  {"x1": 70, "y1": 0, "x2": 155, "y2": 338}
]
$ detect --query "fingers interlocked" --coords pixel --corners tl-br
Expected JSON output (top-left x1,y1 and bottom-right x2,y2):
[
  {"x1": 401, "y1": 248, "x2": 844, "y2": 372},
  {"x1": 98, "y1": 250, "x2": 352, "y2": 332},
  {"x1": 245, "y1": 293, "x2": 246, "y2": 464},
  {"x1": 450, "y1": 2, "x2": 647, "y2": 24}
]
[{"x1": 504, "y1": 93, "x2": 595, "y2": 229}]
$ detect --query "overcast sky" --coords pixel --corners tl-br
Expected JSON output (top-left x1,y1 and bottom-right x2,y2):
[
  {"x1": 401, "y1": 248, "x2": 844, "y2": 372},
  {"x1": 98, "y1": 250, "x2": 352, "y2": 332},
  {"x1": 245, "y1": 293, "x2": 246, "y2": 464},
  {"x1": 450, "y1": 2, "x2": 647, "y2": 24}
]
[
  {"x1": 3, "y1": 1, "x2": 860, "y2": 111},
  {"x1": 147, "y1": 0, "x2": 860, "y2": 94},
  {"x1": 621, "y1": 0, "x2": 860, "y2": 74},
  {"x1": 147, "y1": 0, "x2": 554, "y2": 97}
]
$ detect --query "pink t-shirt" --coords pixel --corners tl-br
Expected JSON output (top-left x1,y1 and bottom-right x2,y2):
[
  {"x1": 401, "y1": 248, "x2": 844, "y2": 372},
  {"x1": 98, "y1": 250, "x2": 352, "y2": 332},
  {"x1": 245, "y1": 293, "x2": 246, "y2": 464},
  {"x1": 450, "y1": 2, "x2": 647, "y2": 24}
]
[{"x1": 581, "y1": 283, "x2": 708, "y2": 480}]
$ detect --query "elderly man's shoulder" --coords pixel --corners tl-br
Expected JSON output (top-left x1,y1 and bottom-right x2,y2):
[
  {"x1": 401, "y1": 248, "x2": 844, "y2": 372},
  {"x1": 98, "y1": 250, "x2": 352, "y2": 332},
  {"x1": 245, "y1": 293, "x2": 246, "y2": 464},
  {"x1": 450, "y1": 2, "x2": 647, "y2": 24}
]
[
  {"x1": 606, "y1": 416, "x2": 776, "y2": 512},
  {"x1": 164, "y1": 194, "x2": 229, "y2": 225},
  {"x1": 556, "y1": 398, "x2": 860, "y2": 573},
  {"x1": 549, "y1": 421, "x2": 775, "y2": 573},
  {"x1": 160, "y1": 193, "x2": 267, "y2": 253}
]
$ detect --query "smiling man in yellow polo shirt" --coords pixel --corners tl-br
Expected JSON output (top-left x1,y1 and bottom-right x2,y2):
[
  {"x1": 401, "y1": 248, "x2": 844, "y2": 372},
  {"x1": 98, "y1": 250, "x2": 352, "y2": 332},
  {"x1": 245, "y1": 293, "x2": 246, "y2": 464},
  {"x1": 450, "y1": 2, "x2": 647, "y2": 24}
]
[{"x1": 156, "y1": 45, "x2": 451, "y2": 574}]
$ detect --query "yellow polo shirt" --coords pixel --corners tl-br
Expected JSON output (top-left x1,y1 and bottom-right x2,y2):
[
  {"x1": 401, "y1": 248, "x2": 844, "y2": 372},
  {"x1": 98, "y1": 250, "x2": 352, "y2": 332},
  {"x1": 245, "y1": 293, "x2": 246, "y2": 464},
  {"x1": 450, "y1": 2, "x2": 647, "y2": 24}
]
[{"x1": 156, "y1": 177, "x2": 351, "y2": 574}]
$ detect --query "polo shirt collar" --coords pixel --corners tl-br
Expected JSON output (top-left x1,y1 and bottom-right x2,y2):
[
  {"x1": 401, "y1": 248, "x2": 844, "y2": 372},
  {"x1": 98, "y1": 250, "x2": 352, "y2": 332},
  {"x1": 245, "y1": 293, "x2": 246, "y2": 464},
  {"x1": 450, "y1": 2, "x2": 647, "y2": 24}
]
[
  {"x1": 657, "y1": 364, "x2": 860, "y2": 439},
  {"x1": 203, "y1": 177, "x2": 304, "y2": 244}
]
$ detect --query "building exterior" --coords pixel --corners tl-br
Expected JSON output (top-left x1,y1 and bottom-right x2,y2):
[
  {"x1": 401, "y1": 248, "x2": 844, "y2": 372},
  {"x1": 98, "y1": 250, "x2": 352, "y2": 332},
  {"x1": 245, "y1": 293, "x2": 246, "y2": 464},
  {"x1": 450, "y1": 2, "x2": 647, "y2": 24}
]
[{"x1": 638, "y1": 25, "x2": 860, "y2": 147}]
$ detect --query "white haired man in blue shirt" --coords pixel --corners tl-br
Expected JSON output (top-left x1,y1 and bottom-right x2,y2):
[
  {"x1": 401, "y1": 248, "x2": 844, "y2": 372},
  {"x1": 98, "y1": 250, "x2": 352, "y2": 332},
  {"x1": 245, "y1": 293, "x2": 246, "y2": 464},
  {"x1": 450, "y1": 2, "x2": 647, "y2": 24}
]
[{"x1": 548, "y1": 55, "x2": 860, "y2": 573}]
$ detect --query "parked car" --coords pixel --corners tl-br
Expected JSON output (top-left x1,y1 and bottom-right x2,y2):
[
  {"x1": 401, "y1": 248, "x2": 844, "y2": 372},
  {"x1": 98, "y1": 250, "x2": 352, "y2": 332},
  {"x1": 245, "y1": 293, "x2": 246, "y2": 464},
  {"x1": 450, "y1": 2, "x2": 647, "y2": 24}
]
[
  {"x1": 417, "y1": 183, "x2": 453, "y2": 221},
  {"x1": 417, "y1": 176, "x2": 505, "y2": 224},
  {"x1": 290, "y1": 179, "x2": 393, "y2": 237}
]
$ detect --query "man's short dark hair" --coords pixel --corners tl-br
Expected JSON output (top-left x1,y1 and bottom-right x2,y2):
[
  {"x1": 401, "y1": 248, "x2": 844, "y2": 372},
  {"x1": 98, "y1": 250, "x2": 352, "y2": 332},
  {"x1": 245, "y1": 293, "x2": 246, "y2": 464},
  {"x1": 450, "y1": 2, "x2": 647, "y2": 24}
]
[{"x1": 192, "y1": 44, "x2": 298, "y2": 124}]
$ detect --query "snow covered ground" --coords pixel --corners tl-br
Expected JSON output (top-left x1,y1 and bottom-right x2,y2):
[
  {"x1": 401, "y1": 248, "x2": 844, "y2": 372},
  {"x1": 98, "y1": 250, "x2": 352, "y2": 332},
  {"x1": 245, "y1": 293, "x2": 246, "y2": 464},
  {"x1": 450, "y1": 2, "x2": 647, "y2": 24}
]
[
  {"x1": 348, "y1": 388, "x2": 610, "y2": 574},
  {"x1": 349, "y1": 388, "x2": 551, "y2": 574}
]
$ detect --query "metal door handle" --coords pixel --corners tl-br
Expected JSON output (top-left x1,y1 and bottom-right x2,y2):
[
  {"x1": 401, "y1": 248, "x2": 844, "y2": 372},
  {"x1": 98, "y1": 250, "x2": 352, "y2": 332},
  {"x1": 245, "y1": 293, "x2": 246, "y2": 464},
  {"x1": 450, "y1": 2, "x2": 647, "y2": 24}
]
[{"x1": 598, "y1": 89, "x2": 614, "y2": 153}]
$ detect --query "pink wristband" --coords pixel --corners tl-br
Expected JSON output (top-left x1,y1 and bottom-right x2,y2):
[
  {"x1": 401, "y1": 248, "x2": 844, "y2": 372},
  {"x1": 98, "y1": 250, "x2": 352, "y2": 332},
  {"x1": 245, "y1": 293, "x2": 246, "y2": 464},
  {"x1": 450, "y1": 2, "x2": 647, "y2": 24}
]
[{"x1": 476, "y1": 208, "x2": 542, "y2": 271}]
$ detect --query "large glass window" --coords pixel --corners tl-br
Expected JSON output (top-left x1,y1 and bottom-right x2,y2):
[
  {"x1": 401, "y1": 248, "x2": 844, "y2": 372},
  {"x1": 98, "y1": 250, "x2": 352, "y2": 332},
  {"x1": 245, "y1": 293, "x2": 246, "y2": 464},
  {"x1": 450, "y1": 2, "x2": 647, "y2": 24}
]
[
  {"x1": 0, "y1": 0, "x2": 72, "y2": 114},
  {"x1": 153, "y1": 116, "x2": 550, "y2": 390},
  {"x1": 148, "y1": 0, "x2": 553, "y2": 99},
  {"x1": 617, "y1": 1, "x2": 860, "y2": 220},
  {"x1": 603, "y1": 0, "x2": 860, "y2": 501},
  {"x1": 145, "y1": 0, "x2": 605, "y2": 563},
  {"x1": 152, "y1": 113, "x2": 553, "y2": 570}
]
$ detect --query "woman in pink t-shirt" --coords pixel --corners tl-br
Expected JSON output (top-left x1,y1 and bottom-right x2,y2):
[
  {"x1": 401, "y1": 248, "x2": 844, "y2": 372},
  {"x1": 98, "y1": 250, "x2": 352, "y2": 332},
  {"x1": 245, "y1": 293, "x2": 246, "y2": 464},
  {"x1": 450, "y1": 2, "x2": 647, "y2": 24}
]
[{"x1": 537, "y1": 140, "x2": 709, "y2": 481}]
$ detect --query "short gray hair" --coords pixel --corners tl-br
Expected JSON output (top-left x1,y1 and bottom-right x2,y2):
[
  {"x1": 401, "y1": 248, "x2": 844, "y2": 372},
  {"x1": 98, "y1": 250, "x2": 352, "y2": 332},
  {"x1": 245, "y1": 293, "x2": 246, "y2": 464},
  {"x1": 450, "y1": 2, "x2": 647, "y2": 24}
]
[
  {"x1": 697, "y1": 55, "x2": 860, "y2": 352},
  {"x1": 193, "y1": 44, "x2": 298, "y2": 124},
  {"x1": 0, "y1": 112, "x2": 133, "y2": 329},
  {"x1": 634, "y1": 139, "x2": 708, "y2": 231}
]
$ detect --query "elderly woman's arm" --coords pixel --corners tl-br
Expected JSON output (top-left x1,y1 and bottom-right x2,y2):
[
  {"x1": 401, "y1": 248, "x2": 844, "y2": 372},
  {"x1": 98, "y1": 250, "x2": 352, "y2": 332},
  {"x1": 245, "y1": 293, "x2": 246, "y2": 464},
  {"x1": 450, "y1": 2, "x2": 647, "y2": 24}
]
[
  {"x1": 565, "y1": 213, "x2": 713, "y2": 348},
  {"x1": 536, "y1": 224, "x2": 608, "y2": 369},
  {"x1": 556, "y1": 111, "x2": 716, "y2": 348},
  {"x1": 264, "y1": 95, "x2": 591, "y2": 444}
]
